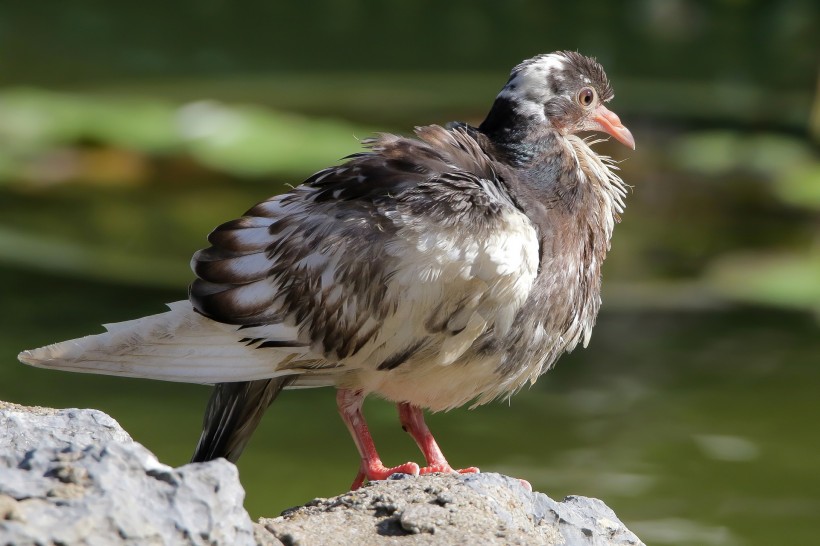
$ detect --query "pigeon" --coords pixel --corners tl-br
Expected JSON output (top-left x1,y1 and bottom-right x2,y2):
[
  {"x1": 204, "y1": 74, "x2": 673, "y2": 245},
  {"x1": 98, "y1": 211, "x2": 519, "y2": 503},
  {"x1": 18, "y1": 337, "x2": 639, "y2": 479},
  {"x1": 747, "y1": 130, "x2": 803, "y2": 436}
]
[{"x1": 19, "y1": 51, "x2": 634, "y2": 490}]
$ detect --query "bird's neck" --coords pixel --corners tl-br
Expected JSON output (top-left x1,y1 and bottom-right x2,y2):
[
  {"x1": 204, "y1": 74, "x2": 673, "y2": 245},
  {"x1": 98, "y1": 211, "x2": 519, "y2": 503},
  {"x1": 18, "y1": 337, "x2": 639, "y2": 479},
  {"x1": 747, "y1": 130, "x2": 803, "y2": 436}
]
[
  {"x1": 485, "y1": 128, "x2": 627, "y2": 264},
  {"x1": 478, "y1": 96, "x2": 554, "y2": 167},
  {"x1": 475, "y1": 98, "x2": 627, "y2": 246}
]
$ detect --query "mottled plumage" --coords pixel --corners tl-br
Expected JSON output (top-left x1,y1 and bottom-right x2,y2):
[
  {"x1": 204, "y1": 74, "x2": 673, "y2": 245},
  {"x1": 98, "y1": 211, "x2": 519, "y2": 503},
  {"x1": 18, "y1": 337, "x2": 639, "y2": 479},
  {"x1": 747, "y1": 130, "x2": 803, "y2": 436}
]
[{"x1": 20, "y1": 51, "x2": 634, "y2": 487}]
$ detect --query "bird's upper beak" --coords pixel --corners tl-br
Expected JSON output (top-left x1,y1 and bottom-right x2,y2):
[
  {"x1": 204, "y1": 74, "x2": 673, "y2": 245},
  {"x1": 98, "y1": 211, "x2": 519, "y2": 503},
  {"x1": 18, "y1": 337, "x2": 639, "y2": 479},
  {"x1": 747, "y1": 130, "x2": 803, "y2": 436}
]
[{"x1": 591, "y1": 105, "x2": 635, "y2": 150}]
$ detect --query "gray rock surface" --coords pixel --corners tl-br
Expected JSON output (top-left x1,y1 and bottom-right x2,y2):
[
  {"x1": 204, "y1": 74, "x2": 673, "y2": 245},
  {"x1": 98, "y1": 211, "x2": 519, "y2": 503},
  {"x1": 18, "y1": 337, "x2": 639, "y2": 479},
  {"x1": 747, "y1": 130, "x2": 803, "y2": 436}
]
[
  {"x1": 1, "y1": 402, "x2": 133, "y2": 449},
  {"x1": 0, "y1": 401, "x2": 258, "y2": 546},
  {"x1": 0, "y1": 401, "x2": 643, "y2": 546},
  {"x1": 259, "y1": 472, "x2": 645, "y2": 546}
]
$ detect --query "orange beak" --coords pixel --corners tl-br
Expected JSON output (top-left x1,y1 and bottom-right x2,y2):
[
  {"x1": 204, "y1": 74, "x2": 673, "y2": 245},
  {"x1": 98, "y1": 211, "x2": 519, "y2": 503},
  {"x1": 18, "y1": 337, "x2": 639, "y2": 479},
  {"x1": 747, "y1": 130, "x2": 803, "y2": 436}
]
[{"x1": 592, "y1": 105, "x2": 635, "y2": 150}]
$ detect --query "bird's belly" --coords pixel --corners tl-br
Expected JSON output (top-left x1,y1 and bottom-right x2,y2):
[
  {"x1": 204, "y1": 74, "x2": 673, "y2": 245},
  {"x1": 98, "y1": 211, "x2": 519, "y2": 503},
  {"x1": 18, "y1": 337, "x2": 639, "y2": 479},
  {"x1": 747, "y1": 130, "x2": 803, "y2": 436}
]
[{"x1": 349, "y1": 353, "x2": 505, "y2": 412}]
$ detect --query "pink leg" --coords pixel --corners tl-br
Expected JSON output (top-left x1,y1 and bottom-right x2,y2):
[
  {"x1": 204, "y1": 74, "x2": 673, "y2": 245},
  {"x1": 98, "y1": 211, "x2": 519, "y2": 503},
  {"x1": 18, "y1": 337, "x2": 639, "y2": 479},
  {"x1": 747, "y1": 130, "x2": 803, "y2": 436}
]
[
  {"x1": 397, "y1": 402, "x2": 479, "y2": 476},
  {"x1": 337, "y1": 389, "x2": 420, "y2": 490}
]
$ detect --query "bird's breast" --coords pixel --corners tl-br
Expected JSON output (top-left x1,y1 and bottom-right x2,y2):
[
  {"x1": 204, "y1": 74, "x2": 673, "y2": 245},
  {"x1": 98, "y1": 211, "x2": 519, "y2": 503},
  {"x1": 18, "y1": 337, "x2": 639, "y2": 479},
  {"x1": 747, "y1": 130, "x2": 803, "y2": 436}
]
[{"x1": 336, "y1": 204, "x2": 540, "y2": 411}]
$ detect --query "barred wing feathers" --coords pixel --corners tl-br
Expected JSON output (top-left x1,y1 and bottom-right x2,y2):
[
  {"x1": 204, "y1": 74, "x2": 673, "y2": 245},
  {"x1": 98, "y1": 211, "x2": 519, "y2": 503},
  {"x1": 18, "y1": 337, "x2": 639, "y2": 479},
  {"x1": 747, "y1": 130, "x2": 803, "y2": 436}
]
[{"x1": 190, "y1": 126, "x2": 540, "y2": 376}]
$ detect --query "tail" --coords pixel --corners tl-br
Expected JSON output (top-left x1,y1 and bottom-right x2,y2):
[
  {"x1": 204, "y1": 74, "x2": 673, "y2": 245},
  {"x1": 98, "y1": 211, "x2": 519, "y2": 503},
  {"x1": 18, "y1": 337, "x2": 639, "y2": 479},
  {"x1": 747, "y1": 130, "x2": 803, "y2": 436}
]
[
  {"x1": 17, "y1": 300, "x2": 303, "y2": 384},
  {"x1": 191, "y1": 377, "x2": 295, "y2": 463}
]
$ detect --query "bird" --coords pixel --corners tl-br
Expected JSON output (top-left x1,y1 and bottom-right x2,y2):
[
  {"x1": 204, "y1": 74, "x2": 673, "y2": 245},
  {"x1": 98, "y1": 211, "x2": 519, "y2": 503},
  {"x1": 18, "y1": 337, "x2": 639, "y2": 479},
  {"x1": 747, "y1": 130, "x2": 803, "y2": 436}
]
[{"x1": 19, "y1": 51, "x2": 634, "y2": 491}]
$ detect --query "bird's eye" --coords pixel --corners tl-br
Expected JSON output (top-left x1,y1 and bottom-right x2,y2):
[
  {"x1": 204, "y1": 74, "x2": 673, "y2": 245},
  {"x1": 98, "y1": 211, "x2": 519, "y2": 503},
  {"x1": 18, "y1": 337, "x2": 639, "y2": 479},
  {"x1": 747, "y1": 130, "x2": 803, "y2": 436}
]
[{"x1": 578, "y1": 87, "x2": 595, "y2": 107}]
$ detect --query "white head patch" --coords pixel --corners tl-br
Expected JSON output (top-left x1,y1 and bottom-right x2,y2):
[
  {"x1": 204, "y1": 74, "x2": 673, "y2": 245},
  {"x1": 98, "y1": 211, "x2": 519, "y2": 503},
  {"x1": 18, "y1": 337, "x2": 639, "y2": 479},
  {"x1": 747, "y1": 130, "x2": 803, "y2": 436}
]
[{"x1": 496, "y1": 53, "x2": 568, "y2": 122}]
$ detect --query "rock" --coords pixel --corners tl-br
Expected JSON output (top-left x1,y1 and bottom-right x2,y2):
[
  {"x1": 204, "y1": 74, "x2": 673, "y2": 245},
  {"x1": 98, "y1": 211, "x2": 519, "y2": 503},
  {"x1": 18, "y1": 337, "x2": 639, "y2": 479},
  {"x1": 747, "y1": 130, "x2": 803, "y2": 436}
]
[
  {"x1": 0, "y1": 401, "x2": 260, "y2": 546},
  {"x1": 0, "y1": 401, "x2": 132, "y2": 450},
  {"x1": 0, "y1": 401, "x2": 643, "y2": 546},
  {"x1": 258, "y1": 472, "x2": 645, "y2": 546}
]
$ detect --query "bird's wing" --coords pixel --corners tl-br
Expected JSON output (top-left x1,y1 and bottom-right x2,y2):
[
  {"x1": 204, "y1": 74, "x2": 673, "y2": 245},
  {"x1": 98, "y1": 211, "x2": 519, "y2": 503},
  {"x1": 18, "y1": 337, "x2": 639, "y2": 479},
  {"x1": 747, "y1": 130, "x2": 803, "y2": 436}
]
[{"x1": 190, "y1": 127, "x2": 540, "y2": 373}]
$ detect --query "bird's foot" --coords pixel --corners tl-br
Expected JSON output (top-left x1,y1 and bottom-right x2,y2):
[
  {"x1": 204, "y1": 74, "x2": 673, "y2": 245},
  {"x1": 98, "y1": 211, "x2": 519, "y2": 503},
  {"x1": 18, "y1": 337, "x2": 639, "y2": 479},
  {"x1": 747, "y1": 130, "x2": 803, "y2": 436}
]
[
  {"x1": 519, "y1": 478, "x2": 533, "y2": 491},
  {"x1": 418, "y1": 463, "x2": 480, "y2": 476},
  {"x1": 350, "y1": 461, "x2": 420, "y2": 490}
]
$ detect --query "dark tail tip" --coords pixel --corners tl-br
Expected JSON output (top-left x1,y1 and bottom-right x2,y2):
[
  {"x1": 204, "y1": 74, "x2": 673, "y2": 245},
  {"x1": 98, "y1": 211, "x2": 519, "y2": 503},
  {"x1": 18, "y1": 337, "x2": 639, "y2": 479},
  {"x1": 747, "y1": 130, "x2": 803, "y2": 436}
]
[{"x1": 191, "y1": 377, "x2": 293, "y2": 463}]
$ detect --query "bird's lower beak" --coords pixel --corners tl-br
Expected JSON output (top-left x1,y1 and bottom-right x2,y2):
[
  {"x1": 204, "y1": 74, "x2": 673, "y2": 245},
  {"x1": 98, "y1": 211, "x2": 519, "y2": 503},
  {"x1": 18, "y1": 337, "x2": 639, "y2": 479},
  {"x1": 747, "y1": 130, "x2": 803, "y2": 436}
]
[{"x1": 592, "y1": 105, "x2": 635, "y2": 150}]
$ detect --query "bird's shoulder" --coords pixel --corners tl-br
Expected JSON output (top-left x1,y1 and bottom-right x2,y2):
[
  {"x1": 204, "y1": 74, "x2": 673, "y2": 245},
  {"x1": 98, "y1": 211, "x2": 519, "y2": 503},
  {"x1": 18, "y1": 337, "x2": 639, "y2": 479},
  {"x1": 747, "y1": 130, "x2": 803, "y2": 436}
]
[{"x1": 301, "y1": 124, "x2": 510, "y2": 212}]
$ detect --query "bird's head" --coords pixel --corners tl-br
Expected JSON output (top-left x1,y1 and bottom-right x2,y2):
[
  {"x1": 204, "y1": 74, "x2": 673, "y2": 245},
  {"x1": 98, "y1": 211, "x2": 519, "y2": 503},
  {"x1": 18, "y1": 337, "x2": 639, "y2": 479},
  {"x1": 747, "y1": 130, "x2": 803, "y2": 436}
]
[{"x1": 481, "y1": 51, "x2": 635, "y2": 150}]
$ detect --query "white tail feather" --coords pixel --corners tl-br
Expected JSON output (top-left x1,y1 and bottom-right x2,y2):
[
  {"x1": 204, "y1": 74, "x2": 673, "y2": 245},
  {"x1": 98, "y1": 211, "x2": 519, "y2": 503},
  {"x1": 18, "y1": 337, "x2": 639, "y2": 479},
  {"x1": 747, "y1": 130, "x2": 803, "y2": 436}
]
[{"x1": 18, "y1": 301, "x2": 304, "y2": 384}]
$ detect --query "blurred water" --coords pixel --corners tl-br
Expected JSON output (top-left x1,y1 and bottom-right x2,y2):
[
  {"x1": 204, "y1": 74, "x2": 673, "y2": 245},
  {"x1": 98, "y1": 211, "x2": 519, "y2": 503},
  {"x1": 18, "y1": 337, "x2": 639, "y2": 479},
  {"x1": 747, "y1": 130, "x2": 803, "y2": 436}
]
[{"x1": 1, "y1": 265, "x2": 817, "y2": 546}]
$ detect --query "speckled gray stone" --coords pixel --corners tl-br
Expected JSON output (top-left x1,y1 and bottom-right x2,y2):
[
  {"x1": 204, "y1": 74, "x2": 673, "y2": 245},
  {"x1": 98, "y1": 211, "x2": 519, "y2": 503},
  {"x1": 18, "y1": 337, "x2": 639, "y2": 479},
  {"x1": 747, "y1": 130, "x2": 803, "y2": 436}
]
[
  {"x1": 259, "y1": 472, "x2": 645, "y2": 546},
  {"x1": 0, "y1": 401, "x2": 132, "y2": 454},
  {"x1": 0, "y1": 402, "x2": 259, "y2": 546}
]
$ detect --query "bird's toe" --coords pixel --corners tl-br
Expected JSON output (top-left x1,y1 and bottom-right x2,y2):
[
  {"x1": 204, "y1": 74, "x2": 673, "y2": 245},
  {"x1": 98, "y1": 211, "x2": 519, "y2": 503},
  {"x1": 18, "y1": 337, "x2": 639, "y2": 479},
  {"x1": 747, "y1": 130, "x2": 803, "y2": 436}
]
[
  {"x1": 352, "y1": 460, "x2": 421, "y2": 490},
  {"x1": 417, "y1": 464, "x2": 480, "y2": 475}
]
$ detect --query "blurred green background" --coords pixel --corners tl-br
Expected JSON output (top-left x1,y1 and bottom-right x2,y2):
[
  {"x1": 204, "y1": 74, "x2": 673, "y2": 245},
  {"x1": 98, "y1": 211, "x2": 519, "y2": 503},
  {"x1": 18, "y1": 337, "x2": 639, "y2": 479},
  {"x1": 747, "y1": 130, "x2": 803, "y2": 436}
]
[{"x1": 1, "y1": 1, "x2": 818, "y2": 544}]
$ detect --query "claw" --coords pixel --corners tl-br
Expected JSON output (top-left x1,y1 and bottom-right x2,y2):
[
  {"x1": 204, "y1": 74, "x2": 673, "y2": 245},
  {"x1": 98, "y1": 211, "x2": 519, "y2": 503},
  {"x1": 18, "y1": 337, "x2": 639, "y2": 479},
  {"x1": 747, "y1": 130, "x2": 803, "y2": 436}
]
[
  {"x1": 351, "y1": 461, "x2": 420, "y2": 490},
  {"x1": 418, "y1": 464, "x2": 480, "y2": 475}
]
